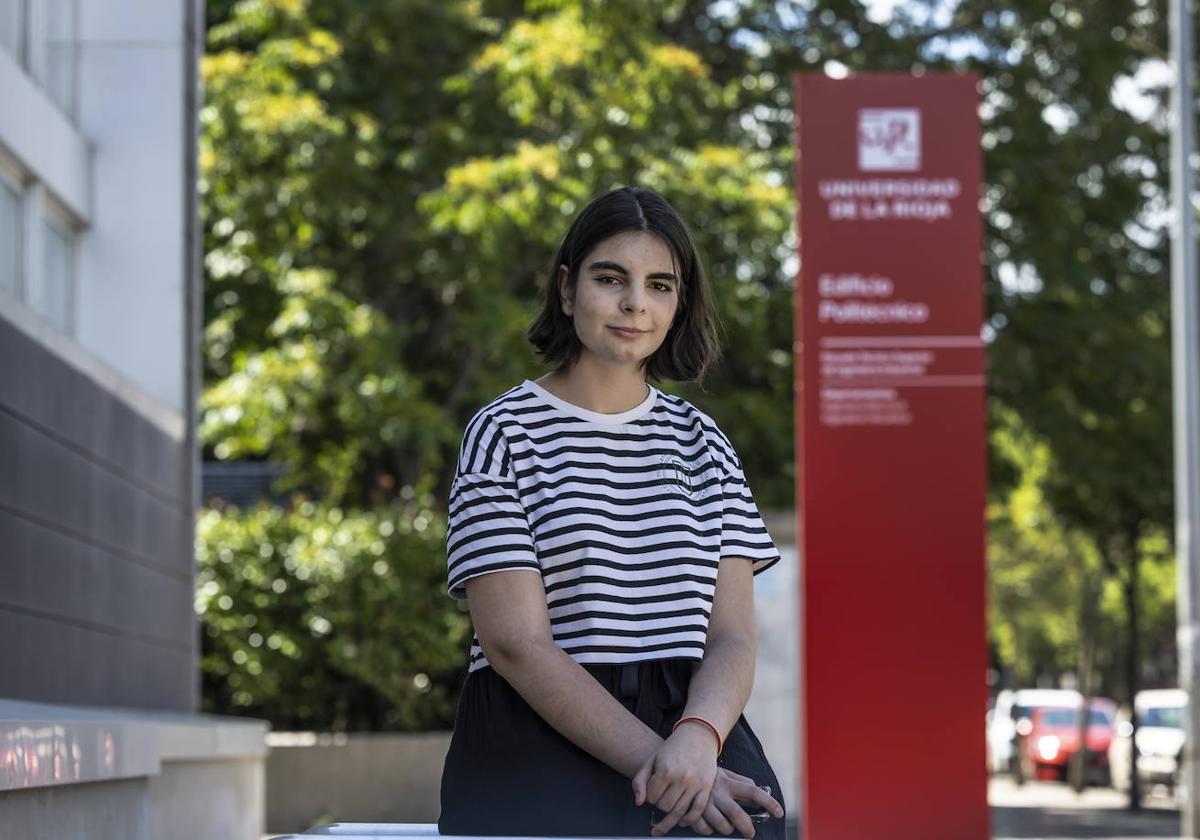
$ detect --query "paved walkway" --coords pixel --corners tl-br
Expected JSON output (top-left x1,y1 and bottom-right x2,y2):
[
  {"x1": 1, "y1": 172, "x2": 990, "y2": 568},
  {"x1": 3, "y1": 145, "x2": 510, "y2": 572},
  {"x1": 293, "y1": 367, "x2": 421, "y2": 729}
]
[{"x1": 990, "y1": 778, "x2": 1180, "y2": 839}]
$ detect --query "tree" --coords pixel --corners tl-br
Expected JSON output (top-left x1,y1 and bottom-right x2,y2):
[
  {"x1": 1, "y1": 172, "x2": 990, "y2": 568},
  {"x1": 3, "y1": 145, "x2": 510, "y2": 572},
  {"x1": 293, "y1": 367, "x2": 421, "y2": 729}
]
[{"x1": 199, "y1": 0, "x2": 795, "y2": 729}]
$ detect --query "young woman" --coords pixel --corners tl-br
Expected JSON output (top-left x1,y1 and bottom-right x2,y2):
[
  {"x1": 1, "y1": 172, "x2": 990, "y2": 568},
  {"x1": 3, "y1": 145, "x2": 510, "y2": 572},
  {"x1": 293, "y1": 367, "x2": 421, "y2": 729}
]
[{"x1": 438, "y1": 186, "x2": 786, "y2": 838}]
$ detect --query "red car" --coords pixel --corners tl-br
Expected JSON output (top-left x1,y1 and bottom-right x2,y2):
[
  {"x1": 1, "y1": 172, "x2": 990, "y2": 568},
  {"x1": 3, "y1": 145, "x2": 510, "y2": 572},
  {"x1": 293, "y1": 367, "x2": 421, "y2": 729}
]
[{"x1": 1015, "y1": 699, "x2": 1117, "y2": 785}]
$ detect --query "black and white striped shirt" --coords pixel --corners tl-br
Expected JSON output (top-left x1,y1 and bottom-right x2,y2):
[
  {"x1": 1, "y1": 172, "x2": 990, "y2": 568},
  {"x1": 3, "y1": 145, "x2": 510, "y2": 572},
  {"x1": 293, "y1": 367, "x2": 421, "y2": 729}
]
[{"x1": 446, "y1": 378, "x2": 780, "y2": 673}]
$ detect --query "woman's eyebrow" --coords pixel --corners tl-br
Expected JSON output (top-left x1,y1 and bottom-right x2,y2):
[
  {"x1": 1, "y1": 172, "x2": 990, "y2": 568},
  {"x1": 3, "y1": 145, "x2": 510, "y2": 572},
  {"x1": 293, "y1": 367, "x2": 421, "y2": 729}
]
[{"x1": 587, "y1": 260, "x2": 678, "y2": 281}]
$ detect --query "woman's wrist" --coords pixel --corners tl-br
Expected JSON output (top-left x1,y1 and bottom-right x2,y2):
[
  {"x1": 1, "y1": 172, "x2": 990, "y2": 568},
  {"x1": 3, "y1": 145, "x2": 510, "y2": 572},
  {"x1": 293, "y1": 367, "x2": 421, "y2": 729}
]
[{"x1": 671, "y1": 716, "x2": 722, "y2": 756}]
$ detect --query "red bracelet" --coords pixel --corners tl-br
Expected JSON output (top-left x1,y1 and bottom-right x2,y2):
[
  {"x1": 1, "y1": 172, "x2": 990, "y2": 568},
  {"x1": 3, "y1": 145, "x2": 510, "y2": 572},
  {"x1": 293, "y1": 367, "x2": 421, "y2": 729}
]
[{"x1": 672, "y1": 715, "x2": 723, "y2": 756}]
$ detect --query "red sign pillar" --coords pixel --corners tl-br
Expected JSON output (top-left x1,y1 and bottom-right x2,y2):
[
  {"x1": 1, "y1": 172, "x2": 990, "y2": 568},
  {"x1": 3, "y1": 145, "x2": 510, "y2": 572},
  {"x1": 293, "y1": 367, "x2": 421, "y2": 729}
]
[{"x1": 793, "y1": 74, "x2": 988, "y2": 838}]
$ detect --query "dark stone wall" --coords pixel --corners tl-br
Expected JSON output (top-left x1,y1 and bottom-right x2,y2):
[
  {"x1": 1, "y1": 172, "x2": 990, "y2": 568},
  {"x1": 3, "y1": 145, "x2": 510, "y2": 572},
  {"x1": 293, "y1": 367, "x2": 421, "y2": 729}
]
[{"x1": 0, "y1": 316, "x2": 196, "y2": 711}]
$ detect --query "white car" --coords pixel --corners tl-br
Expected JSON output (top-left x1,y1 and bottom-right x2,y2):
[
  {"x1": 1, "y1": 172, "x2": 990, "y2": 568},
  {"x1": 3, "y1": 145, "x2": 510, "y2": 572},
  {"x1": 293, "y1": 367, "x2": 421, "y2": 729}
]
[
  {"x1": 1108, "y1": 688, "x2": 1187, "y2": 798},
  {"x1": 987, "y1": 688, "x2": 1083, "y2": 775}
]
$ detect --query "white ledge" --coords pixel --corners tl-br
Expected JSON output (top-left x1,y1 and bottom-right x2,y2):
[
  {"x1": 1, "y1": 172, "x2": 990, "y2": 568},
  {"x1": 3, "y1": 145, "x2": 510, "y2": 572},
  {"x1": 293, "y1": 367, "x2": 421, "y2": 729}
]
[
  {"x1": 0, "y1": 52, "x2": 91, "y2": 221},
  {"x1": 0, "y1": 697, "x2": 268, "y2": 792},
  {"x1": 0, "y1": 290, "x2": 187, "y2": 442}
]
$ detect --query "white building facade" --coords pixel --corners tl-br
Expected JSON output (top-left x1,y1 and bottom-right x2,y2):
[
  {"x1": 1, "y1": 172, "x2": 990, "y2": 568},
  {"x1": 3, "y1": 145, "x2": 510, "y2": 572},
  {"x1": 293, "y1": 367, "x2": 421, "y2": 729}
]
[{"x1": 0, "y1": 2, "x2": 266, "y2": 837}]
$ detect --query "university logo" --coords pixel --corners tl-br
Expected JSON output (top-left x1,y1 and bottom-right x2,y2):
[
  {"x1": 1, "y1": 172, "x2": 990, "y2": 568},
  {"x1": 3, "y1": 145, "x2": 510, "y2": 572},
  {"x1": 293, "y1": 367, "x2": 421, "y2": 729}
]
[
  {"x1": 658, "y1": 456, "x2": 714, "y2": 499},
  {"x1": 857, "y1": 108, "x2": 921, "y2": 172}
]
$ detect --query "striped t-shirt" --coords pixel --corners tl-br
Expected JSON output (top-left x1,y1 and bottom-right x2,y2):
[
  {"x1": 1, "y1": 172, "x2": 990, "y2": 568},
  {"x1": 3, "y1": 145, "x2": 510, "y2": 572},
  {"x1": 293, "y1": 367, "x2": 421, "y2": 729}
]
[{"x1": 446, "y1": 377, "x2": 780, "y2": 673}]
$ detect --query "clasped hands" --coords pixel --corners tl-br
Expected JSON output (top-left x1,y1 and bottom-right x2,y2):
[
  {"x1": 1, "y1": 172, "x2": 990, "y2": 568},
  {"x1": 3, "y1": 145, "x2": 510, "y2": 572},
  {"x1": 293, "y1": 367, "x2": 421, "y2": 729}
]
[{"x1": 631, "y1": 722, "x2": 783, "y2": 838}]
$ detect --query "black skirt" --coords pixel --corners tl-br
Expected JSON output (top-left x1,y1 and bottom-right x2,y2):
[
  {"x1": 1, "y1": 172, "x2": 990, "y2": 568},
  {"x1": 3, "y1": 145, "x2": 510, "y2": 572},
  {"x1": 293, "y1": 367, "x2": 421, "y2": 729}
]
[{"x1": 438, "y1": 657, "x2": 786, "y2": 838}]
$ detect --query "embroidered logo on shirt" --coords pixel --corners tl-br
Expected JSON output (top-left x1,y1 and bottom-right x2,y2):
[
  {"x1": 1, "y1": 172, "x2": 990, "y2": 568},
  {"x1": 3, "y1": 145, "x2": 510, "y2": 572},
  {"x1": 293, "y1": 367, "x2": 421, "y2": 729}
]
[{"x1": 658, "y1": 456, "x2": 717, "y2": 499}]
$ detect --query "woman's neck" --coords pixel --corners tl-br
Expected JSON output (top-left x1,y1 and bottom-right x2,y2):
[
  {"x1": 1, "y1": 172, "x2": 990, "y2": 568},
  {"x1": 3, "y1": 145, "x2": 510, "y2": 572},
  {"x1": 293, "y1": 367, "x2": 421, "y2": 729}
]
[{"x1": 535, "y1": 365, "x2": 649, "y2": 415}]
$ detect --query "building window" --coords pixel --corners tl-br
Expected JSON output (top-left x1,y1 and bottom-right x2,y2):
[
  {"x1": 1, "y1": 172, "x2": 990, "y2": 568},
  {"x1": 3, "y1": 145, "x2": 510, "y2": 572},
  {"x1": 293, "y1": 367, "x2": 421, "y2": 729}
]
[
  {"x1": 38, "y1": 215, "x2": 73, "y2": 333},
  {"x1": 38, "y1": 0, "x2": 75, "y2": 117},
  {"x1": 0, "y1": 0, "x2": 76, "y2": 119},
  {"x1": 0, "y1": 162, "x2": 82, "y2": 336},
  {"x1": 0, "y1": 0, "x2": 23, "y2": 65},
  {"x1": 0, "y1": 178, "x2": 19, "y2": 297}
]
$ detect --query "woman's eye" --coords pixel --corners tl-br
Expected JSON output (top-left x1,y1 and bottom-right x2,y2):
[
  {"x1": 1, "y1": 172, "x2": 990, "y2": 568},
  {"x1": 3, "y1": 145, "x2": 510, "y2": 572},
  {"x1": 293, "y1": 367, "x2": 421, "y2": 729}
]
[{"x1": 597, "y1": 275, "x2": 672, "y2": 293}]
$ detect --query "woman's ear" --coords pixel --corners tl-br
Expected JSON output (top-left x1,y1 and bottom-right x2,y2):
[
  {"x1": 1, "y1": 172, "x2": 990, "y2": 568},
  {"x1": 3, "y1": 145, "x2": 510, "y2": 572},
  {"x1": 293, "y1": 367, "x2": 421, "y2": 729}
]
[{"x1": 558, "y1": 264, "x2": 574, "y2": 318}]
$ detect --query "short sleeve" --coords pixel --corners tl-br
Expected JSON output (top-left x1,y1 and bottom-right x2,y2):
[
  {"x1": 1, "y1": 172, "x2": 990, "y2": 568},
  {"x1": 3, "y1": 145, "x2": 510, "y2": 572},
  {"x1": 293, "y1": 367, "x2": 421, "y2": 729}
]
[
  {"x1": 445, "y1": 414, "x2": 540, "y2": 600},
  {"x1": 713, "y1": 431, "x2": 781, "y2": 576}
]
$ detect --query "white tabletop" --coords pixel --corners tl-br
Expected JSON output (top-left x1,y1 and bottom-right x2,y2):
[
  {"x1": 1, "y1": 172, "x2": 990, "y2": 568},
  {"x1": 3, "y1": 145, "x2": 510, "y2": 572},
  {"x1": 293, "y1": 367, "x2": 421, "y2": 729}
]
[{"x1": 279, "y1": 825, "x2": 639, "y2": 839}]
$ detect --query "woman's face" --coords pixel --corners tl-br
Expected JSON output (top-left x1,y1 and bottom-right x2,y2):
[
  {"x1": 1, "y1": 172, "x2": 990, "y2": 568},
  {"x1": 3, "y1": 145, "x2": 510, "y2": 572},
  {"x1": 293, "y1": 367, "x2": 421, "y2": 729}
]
[{"x1": 558, "y1": 231, "x2": 681, "y2": 371}]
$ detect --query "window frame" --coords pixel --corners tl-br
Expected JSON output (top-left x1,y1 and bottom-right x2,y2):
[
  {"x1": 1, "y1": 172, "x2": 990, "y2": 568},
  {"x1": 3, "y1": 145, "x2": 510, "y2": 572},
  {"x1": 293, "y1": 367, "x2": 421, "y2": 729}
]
[
  {"x1": 0, "y1": 151, "x2": 24, "y2": 300},
  {"x1": 0, "y1": 0, "x2": 77, "y2": 121},
  {"x1": 38, "y1": 188, "x2": 77, "y2": 334}
]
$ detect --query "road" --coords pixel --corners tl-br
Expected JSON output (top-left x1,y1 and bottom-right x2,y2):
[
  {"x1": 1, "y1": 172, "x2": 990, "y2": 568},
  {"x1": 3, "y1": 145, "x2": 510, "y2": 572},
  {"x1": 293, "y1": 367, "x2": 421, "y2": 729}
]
[{"x1": 991, "y1": 777, "x2": 1181, "y2": 839}]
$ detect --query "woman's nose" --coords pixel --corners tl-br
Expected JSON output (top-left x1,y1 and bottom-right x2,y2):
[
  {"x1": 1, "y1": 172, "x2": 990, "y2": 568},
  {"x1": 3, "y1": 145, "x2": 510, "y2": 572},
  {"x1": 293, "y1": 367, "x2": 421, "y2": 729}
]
[{"x1": 622, "y1": 285, "x2": 647, "y2": 311}]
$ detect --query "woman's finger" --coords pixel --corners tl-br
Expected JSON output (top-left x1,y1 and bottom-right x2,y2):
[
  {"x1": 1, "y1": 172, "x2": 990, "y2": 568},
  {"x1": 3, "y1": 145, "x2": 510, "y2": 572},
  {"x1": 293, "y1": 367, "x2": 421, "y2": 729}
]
[
  {"x1": 728, "y1": 781, "x2": 783, "y2": 819},
  {"x1": 721, "y1": 769, "x2": 755, "y2": 786},
  {"x1": 714, "y1": 794, "x2": 755, "y2": 840},
  {"x1": 632, "y1": 759, "x2": 654, "y2": 807},
  {"x1": 650, "y1": 780, "x2": 689, "y2": 828},
  {"x1": 680, "y1": 788, "x2": 709, "y2": 829},
  {"x1": 653, "y1": 785, "x2": 703, "y2": 837},
  {"x1": 723, "y1": 776, "x2": 761, "y2": 798},
  {"x1": 645, "y1": 768, "x2": 676, "y2": 812},
  {"x1": 703, "y1": 798, "x2": 736, "y2": 836}
]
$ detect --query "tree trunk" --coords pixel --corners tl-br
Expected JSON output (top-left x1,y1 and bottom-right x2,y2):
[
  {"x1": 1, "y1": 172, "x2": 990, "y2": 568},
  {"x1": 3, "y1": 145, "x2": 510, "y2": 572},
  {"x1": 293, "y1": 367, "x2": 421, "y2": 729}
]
[
  {"x1": 1070, "y1": 570, "x2": 1097, "y2": 793},
  {"x1": 1125, "y1": 545, "x2": 1142, "y2": 811}
]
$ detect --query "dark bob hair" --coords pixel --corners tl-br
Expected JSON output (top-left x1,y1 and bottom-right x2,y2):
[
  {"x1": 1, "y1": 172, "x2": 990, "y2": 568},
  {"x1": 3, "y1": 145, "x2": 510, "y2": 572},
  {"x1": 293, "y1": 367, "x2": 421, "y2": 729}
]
[{"x1": 526, "y1": 185, "x2": 722, "y2": 385}]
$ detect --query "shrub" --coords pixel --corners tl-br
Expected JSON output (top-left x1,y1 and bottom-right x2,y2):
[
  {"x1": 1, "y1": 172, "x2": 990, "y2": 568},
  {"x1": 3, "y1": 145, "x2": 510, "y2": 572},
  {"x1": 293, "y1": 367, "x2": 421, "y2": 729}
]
[{"x1": 196, "y1": 488, "x2": 472, "y2": 731}]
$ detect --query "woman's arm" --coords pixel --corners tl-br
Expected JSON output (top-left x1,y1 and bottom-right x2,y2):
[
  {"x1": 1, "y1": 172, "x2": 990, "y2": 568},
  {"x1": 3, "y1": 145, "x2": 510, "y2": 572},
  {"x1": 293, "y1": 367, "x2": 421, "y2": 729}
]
[
  {"x1": 464, "y1": 569, "x2": 666, "y2": 778},
  {"x1": 467, "y1": 564, "x2": 779, "y2": 838},
  {"x1": 680, "y1": 555, "x2": 759, "y2": 743},
  {"x1": 634, "y1": 556, "x2": 759, "y2": 834}
]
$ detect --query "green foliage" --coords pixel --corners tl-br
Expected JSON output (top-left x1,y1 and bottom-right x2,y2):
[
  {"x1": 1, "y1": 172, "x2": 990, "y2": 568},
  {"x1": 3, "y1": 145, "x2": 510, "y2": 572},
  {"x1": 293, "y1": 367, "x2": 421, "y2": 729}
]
[
  {"x1": 200, "y1": 0, "x2": 796, "y2": 508},
  {"x1": 987, "y1": 405, "x2": 1130, "y2": 687},
  {"x1": 197, "y1": 490, "x2": 471, "y2": 731},
  {"x1": 198, "y1": 0, "x2": 797, "y2": 729},
  {"x1": 201, "y1": 267, "x2": 452, "y2": 504},
  {"x1": 196, "y1": 0, "x2": 1181, "y2": 726}
]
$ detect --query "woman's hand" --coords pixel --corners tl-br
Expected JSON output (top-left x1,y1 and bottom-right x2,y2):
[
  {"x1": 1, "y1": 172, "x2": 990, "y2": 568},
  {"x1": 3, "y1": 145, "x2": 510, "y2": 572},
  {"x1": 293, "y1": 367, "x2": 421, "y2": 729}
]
[
  {"x1": 687, "y1": 768, "x2": 784, "y2": 839},
  {"x1": 631, "y1": 724, "x2": 721, "y2": 836}
]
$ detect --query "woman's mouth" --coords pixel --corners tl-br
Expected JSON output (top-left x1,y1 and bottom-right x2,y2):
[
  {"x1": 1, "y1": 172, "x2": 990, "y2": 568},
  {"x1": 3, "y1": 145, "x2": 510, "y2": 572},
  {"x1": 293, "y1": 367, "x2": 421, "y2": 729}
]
[{"x1": 609, "y1": 326, "x2": 645, "y2": 338}]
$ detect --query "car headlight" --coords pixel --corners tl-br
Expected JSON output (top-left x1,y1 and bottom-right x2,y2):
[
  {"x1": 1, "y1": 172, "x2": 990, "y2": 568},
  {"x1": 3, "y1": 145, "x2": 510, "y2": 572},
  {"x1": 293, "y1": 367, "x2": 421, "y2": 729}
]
[{"x1": 1037, "y1": 735, "x2": 1061, "y2": 761}]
